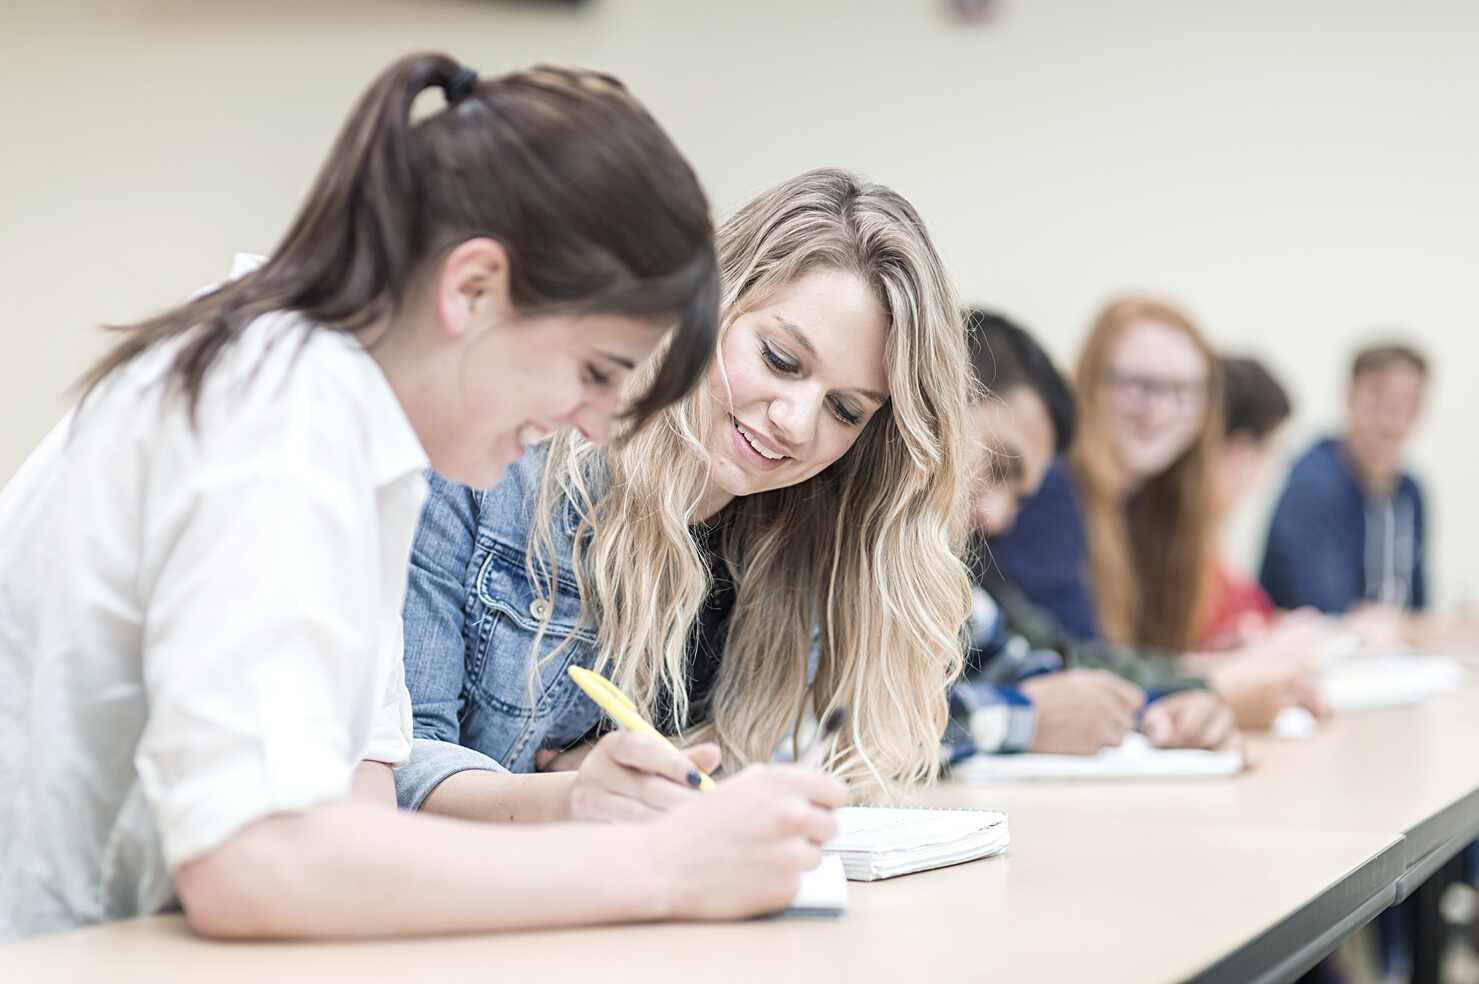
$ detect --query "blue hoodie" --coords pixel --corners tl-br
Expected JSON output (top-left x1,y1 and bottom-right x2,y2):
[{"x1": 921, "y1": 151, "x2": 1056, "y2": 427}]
[{"x1": 1259, "y1": 438, "x2": 1426, "y2": 613}]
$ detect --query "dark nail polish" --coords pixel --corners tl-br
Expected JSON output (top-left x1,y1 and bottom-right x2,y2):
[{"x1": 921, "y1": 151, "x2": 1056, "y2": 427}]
[{"x1": 686, "y1": 770, "x2": 703, "y2": 788}]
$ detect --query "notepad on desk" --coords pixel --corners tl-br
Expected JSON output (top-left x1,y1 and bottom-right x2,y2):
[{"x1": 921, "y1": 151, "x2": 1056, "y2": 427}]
[
  {"x1": 821, "y1": 806, "x2": 1009, "y2": 881},
  {"x1": 782, "y1": 854, "x2": 850, "y2": 916},
  {"x1": 953, "y1": 731, "x2": 1244, "y2": 783},
  {"x1": 1320, "y1": 655, "x2": 1465, "y2": 710}
]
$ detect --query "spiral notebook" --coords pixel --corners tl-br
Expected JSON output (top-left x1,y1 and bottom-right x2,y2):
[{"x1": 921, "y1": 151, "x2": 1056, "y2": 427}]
[{"x1": 821, "y1": 806, "x2": 1010, "y2": 881}]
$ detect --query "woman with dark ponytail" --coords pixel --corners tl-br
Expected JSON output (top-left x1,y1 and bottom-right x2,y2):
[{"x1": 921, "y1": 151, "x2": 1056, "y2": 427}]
[{"x1": 0, "y1": 52, "x2": 842, "y2": 941}]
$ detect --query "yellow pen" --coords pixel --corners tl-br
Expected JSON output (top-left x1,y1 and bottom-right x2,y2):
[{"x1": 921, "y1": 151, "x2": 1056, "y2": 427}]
[{"x1": 567, "y1": 665, "x2": 717, "y2": 791}]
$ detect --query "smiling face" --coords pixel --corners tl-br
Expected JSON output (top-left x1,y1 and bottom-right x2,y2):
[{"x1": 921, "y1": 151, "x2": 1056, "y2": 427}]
[
  {"x1": 384, "y1": 238, "x2": 667, "y2": 491},
  {"x1": 698, "y1": 266, "x2": 890, "y2": 517},
  {"x1": 966, "y1": 385, "x2": 1057, "y2": 536},
  {"x1": 1096, "y1": 319, "x2": 1211, "y2": 488},
  {"x1": 434, "y1": 311, "x2": 663, "y2": 489}
]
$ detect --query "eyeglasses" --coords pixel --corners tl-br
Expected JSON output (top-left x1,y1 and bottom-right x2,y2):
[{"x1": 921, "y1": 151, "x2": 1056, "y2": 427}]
[{"x1": 1102, "y1": 368, "x2": 1207, "y2": 409}]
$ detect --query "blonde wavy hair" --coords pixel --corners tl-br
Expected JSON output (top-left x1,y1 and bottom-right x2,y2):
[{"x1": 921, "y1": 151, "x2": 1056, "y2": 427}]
[
  {"x1": 1069, "y1": 297, "x2": 1224, "y2": 650},
  {"x1": 531, "y1": 168, "x2": 971, "y2": 802}
]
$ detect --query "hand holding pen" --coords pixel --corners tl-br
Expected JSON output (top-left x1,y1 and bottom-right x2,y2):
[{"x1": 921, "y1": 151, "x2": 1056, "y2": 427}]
[
  {"x1": 563, "y1": 666, "x2": 847, "y2": 822},
  {"x1": 562, "y1": 666, "x2": 721, "y2": 821},
  {"x1": 563, "y1": 669, "x2": 848, "y2": 919}
]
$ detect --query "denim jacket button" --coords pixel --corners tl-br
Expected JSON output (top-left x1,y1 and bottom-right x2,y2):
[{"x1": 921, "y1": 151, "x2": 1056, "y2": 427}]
[{"x1": 529, "y1": 597, "x2": 551, "y2": 622}]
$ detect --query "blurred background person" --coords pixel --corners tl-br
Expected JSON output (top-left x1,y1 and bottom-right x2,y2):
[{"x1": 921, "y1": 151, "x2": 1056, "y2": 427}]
[
  {"x1": 1200, "y1": 356, "x2": 1294, "y2": 650},
  {"x1": 949, "y1": 309, "x2": 1239, "y2": 759},
  {"x1": 1261, "y1": 343, "x2": 1429, "y2": 617},
  {"x1": 988, "y1": 298, "x2": 1322, "y2": 728}
]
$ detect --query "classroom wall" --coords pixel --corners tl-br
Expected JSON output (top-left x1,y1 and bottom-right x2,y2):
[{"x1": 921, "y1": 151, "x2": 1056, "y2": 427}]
[{"x1": 2, "y1": 0, "x2": 1475, "y2": 608}]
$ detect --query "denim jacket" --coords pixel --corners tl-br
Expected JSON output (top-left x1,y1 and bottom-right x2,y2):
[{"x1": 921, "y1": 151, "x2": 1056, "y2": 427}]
[
  {"x1": 394, "y1": 452, "x2": 605, "y2": 809},
  {"x1": 393, "y1": 452, "x2": 1048, "y2": 807}
]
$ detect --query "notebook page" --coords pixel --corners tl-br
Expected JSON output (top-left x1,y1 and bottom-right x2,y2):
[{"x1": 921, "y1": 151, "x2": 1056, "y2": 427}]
[
  {"x1": 823, "y1": 807, "x2": 1009, "y2": 881},
  {"x1": 826, "y1": 807, "x2": 1007, "y2": 850},
  {"x1": 954, "y1": 731, "x2": 1243, "y2": 783}
]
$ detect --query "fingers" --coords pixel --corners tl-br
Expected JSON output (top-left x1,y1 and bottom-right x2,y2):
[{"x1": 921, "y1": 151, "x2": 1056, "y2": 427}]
[
  {"x1": 601, "y1": 730, "x2": 707, "y2": 790},
  {"x1": 1181, "y1": 697, "x2": 1237, "y2": 750},
  {"x1": 647, "y1": 773, "x2": 839, "y2": 921},
  {"x1": 684, "y1": 742, "x2": 723, "y2": 776},
  {"x1": 781, "y1": 795, "x2": 840, "y2": 846},
  {"x1": 1206, "y1": 706, "x2": 1242, "y2": 750},
  {"x1": 569, "y1": 731, "x2": 708, "y2": 821},
  {"x1": 1169, "y1": 693, "x2": 1216, "y2": 745},
  {"x1": 1140, "y1": 702, "x2": 1174, "y2": 746},
  {"x1": 746, "y1": 762, "x2": 850, "y2": 811},
  {"x1": 1096, "y1": 671, "x2": 1148, "y2": 713},
  {"x1": 1143, "y1": 692, "x2": 1236, "y2": 749}
]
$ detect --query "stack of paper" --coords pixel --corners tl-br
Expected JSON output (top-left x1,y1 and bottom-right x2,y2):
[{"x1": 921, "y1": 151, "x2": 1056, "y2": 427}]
[
  {"x1": 822, "y1": 806, "x2": 1009, "y2": 881},
  {"x1": 1320, "y1": 655, "x2": 1465, "y2": 710},
  {"x1": 782, "y1": 854, "x2": 850, "y2": 916},
  {"x1": 953, "y1": 731, "x2": 1244, "y2": 783}
]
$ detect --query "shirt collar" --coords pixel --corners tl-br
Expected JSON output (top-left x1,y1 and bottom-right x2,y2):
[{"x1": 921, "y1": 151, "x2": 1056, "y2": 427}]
[
  {"x1": 226, "y1": 252, "x2": 429, "y2": 487},
  {"x1": 345, "y1": 335, "x2": 429, "y2": 488}
]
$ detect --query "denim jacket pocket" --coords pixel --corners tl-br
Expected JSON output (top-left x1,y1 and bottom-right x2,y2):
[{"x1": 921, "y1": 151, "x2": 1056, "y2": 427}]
[{"x1": 463, "y1": 533, "x2": 596, "y2": 763}]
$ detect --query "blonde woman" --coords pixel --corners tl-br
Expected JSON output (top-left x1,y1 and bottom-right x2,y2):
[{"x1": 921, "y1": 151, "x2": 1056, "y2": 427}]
[{"x1": 396, "y1": 168, "x2": 970, "y2": 819}]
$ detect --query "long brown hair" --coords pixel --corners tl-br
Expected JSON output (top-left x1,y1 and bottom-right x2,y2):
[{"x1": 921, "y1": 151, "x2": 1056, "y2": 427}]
[
  {"x1": 81, "y1": 52, "x2": 719, "y2": 427},
  {"x1": 1070, "y1": 297, "x2": 1223, "y2": 650}
]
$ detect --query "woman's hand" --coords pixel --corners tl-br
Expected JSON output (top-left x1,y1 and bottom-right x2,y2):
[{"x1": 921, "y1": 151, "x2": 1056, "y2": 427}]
[
  {"x1": 1140, "y1": 690, "x2": 1241, "y2": 750},
  {"x1": 1019, "y1": 669, "x2": 1145, "y2": 754},
  {"x1": 645, "y1": 763, "x2": 849, "y2": 920},
  {"x1": 567, "y1": 730, "x2": 724, "y2": 822},
  {"x1": 1207, "y1": 655, "x2": 1328, "y2": 729}
]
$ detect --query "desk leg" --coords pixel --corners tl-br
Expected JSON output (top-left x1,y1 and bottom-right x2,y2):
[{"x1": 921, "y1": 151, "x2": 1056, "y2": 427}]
[{"x1": 1408, "y1": 853, "x2": 1465, "y2": 984}]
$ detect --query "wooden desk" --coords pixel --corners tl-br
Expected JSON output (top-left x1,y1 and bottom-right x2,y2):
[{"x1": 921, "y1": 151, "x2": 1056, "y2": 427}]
[
  {"x1": 5, "y1": 677, "x2": 1478, "y2": 984},
  {"x1": 0, "y1": 824, "x2": 1401, "y2": 984},
  {"x1": 939, "y1": 685, "x2": 1479, "y2": 898}
]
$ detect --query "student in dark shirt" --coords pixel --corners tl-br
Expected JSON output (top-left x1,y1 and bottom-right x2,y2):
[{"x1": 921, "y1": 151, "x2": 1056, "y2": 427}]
[
  {"x1": 986, "y1": 299, "x2": 1322, "y2": 729},
  {"x1": 948, "y1": 310, "x2": 1238, "y2": 758},
  {"x1": 1261, "y1": 343, "x2": 1428, "y2": 614}
]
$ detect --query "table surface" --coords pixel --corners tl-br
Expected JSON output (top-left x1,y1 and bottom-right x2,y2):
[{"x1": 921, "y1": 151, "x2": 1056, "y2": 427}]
[{"x1": 6, "y1": 667, "x2": 1479, "y2": 984}]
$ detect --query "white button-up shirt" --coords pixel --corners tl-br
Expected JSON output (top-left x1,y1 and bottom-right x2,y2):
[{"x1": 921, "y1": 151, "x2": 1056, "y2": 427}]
[{"x1": 0, "y1": 311, "x2": 429, "y2": 940}]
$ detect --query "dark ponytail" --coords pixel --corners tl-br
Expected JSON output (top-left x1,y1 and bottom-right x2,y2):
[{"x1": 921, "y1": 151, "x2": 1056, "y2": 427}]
[{"x1": 82, "y1": 52, "x2": 719, "y2": 428}]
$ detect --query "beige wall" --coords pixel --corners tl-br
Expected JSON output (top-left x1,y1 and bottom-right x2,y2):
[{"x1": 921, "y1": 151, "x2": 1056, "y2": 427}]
[{"x1": 2, "y1": 0, "x2": 1475, "y2": 607}]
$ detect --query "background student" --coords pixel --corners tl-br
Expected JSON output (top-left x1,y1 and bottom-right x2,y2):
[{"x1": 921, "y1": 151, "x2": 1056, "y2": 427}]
[
  {"x1": 1262, "y1": 343, "x2": 1428, "y2": 617},
  {"x1": 988, "y1": 297, "x2": 1321, "y2": 727},
  {"x1": 1200, "y1": 356, "x2": 1295, "y2": 649},
  {"x1": 0, "y1": 52, "x2": 846, "y2": 943},
  {"x1": 948, "y1": 310, "x2": 1238, "y2": 758},
  {"x1": 397, "y1": 167, "x2": 971, "y2": 816}
]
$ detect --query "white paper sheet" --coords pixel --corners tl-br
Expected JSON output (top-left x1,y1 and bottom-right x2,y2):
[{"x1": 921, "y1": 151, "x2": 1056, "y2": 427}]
[
  {"x1": 783, "y1": 853, "x2": 849, "y2": 915},
  {"x1": 953, "y1": 731, "x2": 1244, "y2": 783}
]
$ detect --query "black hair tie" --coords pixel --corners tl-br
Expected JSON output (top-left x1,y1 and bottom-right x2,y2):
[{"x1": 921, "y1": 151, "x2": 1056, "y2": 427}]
[{"x1": 443, "y1": 66, "x2": 478, "y2": 103}]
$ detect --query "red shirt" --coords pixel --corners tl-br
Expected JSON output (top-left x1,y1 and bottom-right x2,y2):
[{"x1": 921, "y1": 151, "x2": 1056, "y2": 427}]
[{"x1": 1199, "y1": 556, "x2": 1277, "y2": 650}]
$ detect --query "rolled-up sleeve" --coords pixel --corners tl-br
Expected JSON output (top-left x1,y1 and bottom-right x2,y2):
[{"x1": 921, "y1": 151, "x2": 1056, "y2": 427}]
[
  {"x1": 136, "y1": 448, "x2": 387, "y2": 870},
  {"x1": 394, "y1": 738, "x2": 509, "y2": 810},
  {"x1": 397, "y1": 474, "x2": 514, "y2": 809}
]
